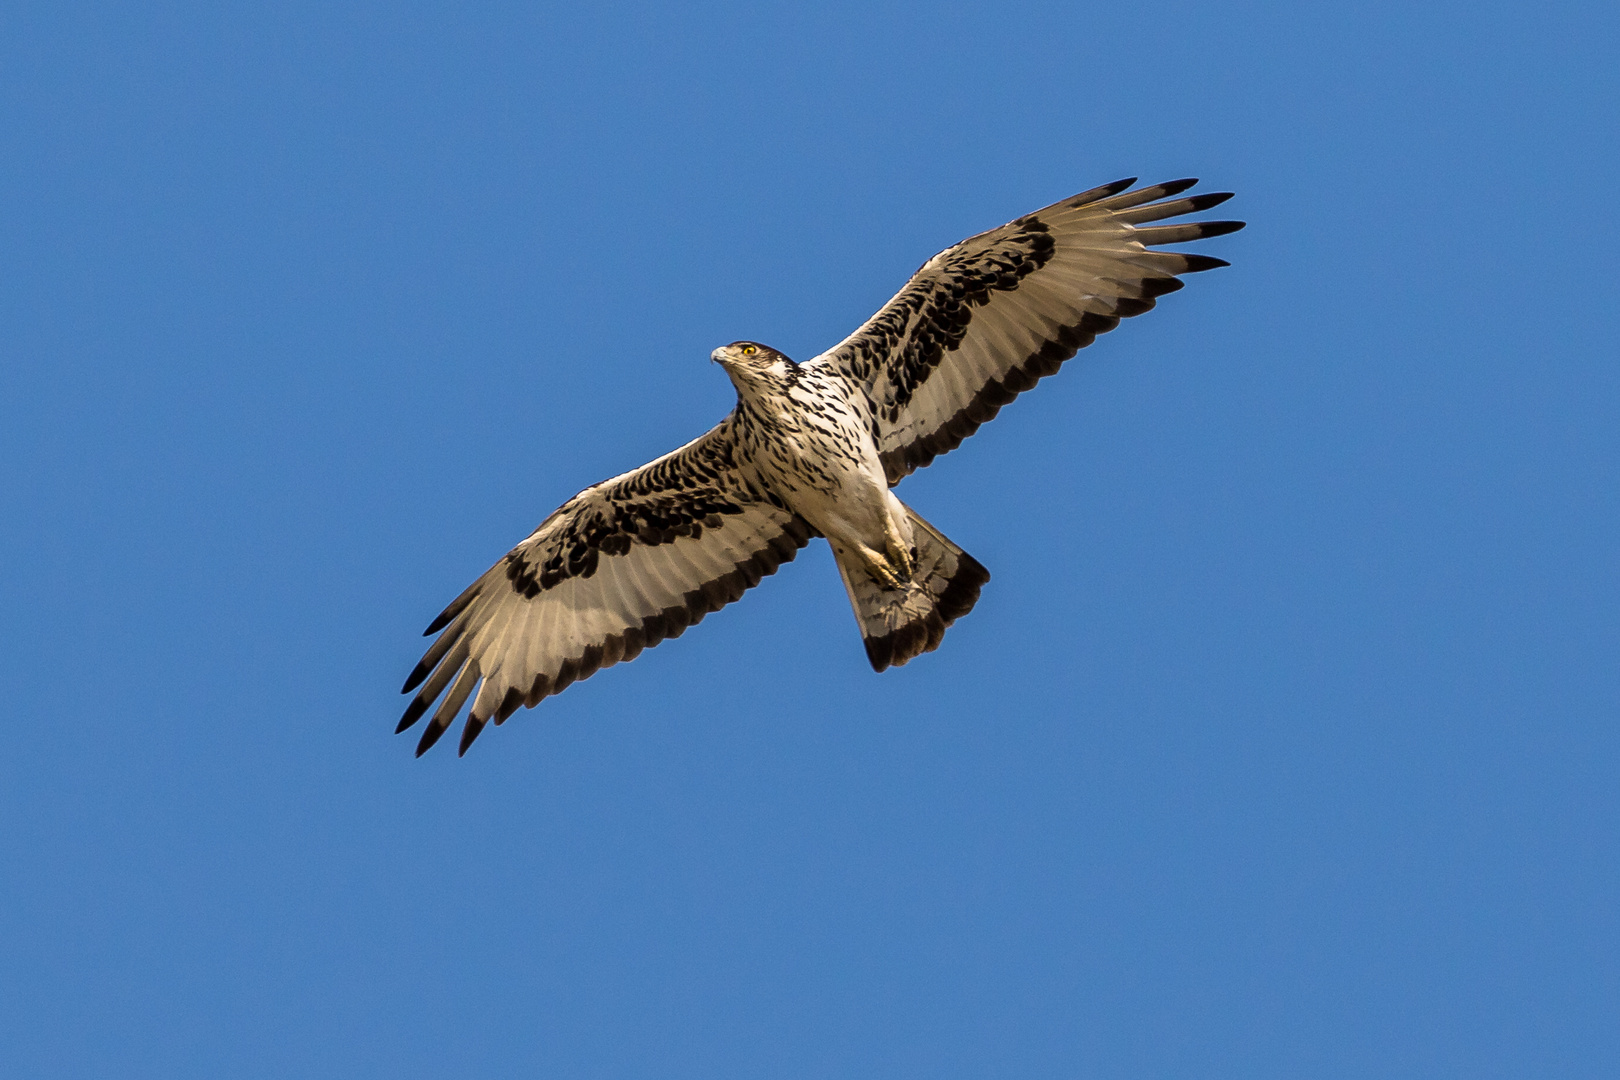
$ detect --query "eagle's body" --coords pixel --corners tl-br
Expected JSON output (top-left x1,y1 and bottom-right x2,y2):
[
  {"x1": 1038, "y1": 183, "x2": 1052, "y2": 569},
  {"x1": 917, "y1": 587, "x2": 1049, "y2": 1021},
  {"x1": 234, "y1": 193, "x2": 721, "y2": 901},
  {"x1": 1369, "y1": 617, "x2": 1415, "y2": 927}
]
[
  {"x1": 399, "y1": 178, "x2": 1245, "y2": 755},
  {"x1": 729, "y1": 353, "x2": 913, "y2": 587}
]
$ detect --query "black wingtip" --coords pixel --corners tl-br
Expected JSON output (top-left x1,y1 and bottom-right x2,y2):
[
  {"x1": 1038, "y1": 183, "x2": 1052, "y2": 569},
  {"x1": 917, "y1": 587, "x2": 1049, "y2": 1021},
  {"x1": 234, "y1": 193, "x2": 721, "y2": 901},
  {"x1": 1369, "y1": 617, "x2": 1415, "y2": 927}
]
[
  {"x1": 1200, "y1": 220, "x2": 1246, "y2": 237},
  {"x1": 1141, "y1": 276, "x2": 1187, "y2": 298},
  {"x1": 1072, "y1": 177, "x2": 1138, "y2": 206},
  {"x1": 415, "y1": 719, "x2": 449, "y2": 757},
  {"x1": 458, "y1": 715, "x2": 488, "y2": 756},
  {"x1": 1159, "y1": 177, "x2": 1199, "y2": 196},
  {"x1": 396, "y1": 698, "x2": 429, "y2": 733},
  {"x1": 423, "y1": 614, "x2": 450, "y2": 636},
  {"x1": 1102, "y1": 177, "x2": 1138, "y2": 198},
  {"x1": 401, "y1": 662, "x2": 431, "y2": 694},
  {"x1": 1181, "y1": 254, "x2": 1231, "y2": 272}
]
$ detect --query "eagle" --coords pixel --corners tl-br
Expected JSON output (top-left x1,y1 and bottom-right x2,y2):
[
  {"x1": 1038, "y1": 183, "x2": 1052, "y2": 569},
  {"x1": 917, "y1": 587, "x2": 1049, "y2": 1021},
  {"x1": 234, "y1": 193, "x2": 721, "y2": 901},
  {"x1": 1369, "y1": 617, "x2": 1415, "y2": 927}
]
[{"x1": 399, "y1": 178, "x2": 1244, "y2": 755}]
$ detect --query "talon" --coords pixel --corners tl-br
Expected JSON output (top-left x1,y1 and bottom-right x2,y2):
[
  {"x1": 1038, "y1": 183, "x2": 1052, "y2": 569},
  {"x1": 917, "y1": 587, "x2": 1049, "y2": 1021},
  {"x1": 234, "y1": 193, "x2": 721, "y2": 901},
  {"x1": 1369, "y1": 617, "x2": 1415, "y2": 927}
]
[
  {"x1": 866, "y1": 559, "x2": 903, "y2": 590},
  {"x1": 883, "y1": 522, "x2": 915, "y2": 583},
  {"x1": 886, "y1": 544, "x2": 913, "y2": 583},
  {"x1": 859, "y1": 545, "x2": 905, "y2": 590}
]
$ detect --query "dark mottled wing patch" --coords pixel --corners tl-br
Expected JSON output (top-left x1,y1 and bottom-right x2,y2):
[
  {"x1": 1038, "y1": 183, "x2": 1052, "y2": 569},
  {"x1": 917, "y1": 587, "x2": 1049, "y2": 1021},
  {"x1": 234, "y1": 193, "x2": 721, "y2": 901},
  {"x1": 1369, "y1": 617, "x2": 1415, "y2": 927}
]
[
  {"x1": 398, "y1": 419, "x2": 814, "y2": 756},
  {"x1": 810, "y1": 179, "x2": 1245, "y2": 484}
]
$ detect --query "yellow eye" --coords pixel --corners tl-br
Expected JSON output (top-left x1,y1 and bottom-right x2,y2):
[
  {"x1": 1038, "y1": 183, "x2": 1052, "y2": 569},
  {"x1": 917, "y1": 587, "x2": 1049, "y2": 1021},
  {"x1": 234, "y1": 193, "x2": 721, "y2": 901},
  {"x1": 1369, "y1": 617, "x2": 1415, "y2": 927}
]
[{"x1": 742, "y1": 344, "x2": 757, "y2": 357}]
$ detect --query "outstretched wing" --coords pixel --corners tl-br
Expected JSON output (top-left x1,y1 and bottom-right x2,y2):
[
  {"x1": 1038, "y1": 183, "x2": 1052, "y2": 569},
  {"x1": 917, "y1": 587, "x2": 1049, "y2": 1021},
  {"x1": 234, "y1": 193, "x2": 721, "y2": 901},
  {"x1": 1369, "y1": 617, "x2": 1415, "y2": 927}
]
[
  {"x1": 811, "y1": 179, "x2": 1245, "y2": 484},
  {"x1": 398, "y1": 419, "x2": 814, "y2": 756}
]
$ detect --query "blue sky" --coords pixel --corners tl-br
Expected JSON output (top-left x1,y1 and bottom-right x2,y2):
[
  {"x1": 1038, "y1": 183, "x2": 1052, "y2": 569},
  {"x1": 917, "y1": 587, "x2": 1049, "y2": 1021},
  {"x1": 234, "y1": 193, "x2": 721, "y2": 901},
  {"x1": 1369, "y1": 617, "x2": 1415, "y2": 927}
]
[{"x1": 2, "y1": 2, "x2": 1617, "y2": 1076}]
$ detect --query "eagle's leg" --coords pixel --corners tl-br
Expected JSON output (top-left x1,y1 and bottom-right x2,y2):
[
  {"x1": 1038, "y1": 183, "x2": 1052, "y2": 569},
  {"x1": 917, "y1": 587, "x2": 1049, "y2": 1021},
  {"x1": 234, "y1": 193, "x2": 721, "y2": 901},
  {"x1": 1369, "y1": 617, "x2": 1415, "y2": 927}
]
[
  {"x1": 853, "y1": 524, "x2": 915, "y2": 591},
  {"x1": 854, "y1": 542, "x2": 906, "y2": 590},
  {"x1": 882, "y1": 516, "x2": 915, "y2": 583}
]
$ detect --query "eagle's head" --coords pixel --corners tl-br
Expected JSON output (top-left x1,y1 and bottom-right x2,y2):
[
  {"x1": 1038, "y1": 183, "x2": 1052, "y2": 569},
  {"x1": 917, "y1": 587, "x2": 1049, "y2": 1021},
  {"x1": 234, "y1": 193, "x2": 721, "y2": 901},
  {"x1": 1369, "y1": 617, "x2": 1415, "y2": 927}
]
[{"x1": 711, "y1": 341, "x2": 798, "y2": 394}]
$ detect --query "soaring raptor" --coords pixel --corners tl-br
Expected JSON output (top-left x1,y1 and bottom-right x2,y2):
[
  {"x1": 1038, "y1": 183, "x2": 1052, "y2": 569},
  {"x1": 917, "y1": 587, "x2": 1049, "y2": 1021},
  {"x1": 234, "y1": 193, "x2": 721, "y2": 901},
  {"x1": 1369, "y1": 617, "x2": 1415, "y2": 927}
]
[{"x1": 399, "y1": 178, "x2": 1244, "y2": 755}]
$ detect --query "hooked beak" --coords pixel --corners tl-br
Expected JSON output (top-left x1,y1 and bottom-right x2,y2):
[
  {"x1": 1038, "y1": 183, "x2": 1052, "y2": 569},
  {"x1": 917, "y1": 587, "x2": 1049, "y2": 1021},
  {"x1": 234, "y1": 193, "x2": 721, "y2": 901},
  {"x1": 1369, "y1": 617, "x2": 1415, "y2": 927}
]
[{"x1": 710, "y1": 346, "x2": 732, "y2": 367}]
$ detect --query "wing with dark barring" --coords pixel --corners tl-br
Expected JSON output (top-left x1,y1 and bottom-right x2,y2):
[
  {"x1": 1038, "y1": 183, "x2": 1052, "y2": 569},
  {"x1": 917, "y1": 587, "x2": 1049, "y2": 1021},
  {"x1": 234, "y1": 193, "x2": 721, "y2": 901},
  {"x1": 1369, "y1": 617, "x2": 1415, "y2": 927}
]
[
  {"x1": 397, "y1": 418, "x2": 814, "y2": 756},
  {"x1": 811, "y1": 179, "x2": 1245, "y2": 485}
]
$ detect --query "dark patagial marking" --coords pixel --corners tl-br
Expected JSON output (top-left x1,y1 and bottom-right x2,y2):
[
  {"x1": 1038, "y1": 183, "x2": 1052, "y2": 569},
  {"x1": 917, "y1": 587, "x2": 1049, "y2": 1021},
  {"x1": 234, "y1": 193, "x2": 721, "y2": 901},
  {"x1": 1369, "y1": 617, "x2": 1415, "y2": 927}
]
[
  {"x1": 838, "y1": 217, "x2": 1059, "y2": 422},
  {"x1": 505, "y1": 490, "x2": 748, "y2": 598}
]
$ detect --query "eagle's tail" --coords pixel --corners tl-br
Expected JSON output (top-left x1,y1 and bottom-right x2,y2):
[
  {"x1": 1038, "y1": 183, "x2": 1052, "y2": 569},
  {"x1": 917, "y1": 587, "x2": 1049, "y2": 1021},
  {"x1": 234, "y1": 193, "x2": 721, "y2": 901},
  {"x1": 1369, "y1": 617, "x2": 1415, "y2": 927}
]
[{"x1": 830, "y1": 503, "x2": 990, "y2": 672}]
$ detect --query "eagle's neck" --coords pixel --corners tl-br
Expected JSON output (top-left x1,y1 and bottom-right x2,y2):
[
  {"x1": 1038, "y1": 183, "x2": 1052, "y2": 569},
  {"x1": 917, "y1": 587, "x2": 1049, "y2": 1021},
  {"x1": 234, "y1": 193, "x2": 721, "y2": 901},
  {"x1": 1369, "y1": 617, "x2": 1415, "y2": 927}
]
[{"x1": 726, "y1": 365, "x2": 804, "y2": 415}]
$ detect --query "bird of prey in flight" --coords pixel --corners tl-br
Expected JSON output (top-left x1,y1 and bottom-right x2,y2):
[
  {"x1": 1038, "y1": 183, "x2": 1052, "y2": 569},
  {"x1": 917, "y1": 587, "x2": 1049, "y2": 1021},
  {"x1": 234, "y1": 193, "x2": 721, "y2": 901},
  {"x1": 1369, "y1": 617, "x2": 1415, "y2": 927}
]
[{"x1": 399, "y1": 178, "x2": 1244, "y2": 755}]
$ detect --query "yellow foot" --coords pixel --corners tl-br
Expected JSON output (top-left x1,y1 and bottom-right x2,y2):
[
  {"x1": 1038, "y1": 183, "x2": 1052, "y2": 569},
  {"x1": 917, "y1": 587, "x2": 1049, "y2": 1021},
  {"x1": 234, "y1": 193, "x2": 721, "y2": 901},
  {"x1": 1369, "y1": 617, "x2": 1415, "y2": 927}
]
[
  {"x1": 883, "y1": 518, "x2": 915, "y2": 583},
  {"x1": 859, "y1": 545, "x2": 906, "y2": 590}
]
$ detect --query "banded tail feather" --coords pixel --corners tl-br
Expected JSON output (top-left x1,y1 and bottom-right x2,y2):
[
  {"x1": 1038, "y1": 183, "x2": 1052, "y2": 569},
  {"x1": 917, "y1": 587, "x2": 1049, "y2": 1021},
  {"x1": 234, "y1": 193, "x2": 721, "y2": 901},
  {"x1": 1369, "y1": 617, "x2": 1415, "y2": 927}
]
[{"x1": 832, "y1": 504, "x2": 990, "y2": 672}]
